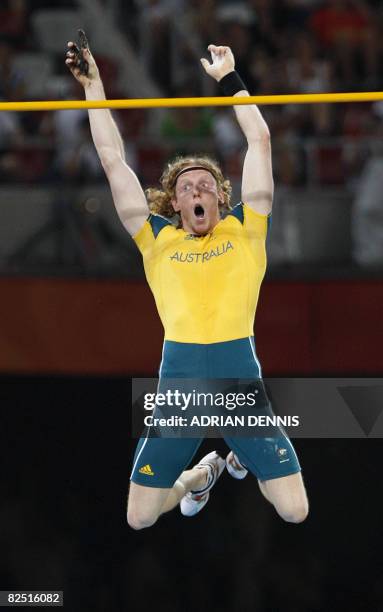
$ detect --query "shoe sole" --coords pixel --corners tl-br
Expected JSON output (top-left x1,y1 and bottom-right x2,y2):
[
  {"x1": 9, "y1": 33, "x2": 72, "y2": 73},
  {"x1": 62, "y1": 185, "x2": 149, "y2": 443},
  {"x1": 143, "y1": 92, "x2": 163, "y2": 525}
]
[
  {"x1": 226, "y1": 452, "x2": 248, "y2": 480},
  {"x1": 180, "y1": 492, "x2": 210, "y2": 517}
]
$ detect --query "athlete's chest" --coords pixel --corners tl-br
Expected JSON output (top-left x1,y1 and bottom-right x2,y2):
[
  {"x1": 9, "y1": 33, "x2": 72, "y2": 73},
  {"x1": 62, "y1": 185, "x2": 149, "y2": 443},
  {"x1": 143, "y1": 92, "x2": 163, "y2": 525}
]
[
  {"x1": 146, "y1": 228, "x2": 254, "y2": 303},
  {"x1": 167, "y1": 233, "x2": 235, "y2": 266}
]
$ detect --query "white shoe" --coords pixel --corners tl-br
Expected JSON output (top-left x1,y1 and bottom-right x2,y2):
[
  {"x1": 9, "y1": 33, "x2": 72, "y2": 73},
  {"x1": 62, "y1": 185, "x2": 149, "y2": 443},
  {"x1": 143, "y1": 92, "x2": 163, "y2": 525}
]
[
  {"x1": 226, "y1": 451, "x2": 248, "y2": 480},
  {"x1": 180, "y1": 451, "x2": 225, "y2": 517}
]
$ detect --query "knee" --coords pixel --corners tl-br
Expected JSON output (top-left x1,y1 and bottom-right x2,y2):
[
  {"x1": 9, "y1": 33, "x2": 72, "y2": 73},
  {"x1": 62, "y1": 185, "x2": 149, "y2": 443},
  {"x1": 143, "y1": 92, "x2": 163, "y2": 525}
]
[
  {"x1": 278, "y1": 500, "x2": 309, "y2": 524},
  {"x1": 127, "y1": 509, "x2": 158, "y2": 531}
]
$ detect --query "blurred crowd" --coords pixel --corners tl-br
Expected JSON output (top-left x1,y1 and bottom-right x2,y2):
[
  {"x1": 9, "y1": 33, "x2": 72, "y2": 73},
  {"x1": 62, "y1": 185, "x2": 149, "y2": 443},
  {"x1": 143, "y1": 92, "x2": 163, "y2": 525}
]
[
  {"x1": 0, "y1": 0, "x2": 383, "y2": 267},
  {"x1": 1, "y1": 0, "x2": 383, "y2": 182}
]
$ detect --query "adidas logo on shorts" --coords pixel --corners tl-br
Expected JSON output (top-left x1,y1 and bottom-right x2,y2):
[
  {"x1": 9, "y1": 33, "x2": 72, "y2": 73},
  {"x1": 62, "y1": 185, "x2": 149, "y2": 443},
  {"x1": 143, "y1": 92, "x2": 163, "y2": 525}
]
[{"x1": 139, "y1": 464, "x2": 154, "y2": 476}]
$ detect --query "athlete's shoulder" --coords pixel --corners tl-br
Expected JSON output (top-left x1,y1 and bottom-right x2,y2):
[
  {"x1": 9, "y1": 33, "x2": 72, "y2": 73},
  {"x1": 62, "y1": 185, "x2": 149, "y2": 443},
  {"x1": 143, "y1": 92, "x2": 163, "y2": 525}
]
[
  {"x1": 226, "y1": 201, "x2": 271, "y2": 222},
  {"x1": 147, "y1": 213, "x2": 174, "y2": 238},
  {"x1": 133, "y1": 213, "x2": 176, "y2": 253},
  {"x1": 222, "y1": 202, "x2": 271, "y2": 239},
  {"x1": 227, "y1": 201, "x2": 245, "y2": 224}
]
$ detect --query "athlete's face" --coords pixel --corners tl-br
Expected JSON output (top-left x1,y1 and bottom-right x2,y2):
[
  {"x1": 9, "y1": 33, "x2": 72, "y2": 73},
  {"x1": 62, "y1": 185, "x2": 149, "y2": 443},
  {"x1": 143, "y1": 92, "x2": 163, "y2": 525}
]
[{"x1": 172, "y1": 169, "x2": 222, "y2": 235}]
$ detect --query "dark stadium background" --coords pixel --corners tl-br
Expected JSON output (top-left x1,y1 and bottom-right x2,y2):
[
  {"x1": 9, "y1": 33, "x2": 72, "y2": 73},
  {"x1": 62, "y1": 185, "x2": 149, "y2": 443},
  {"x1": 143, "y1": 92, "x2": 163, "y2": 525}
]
[
  {"x1": 1, "y1": 381, "x2": 382, "y2": 611},
  {"x1": 0, "y1": 0, "x2": 383, "y2": 610}
]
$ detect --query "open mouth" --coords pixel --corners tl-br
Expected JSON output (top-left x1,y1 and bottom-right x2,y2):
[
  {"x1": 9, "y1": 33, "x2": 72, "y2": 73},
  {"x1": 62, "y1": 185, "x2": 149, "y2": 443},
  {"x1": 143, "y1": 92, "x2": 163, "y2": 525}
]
[{"x1": 194, "y1": 204, "x2": 205, "y2": 219}]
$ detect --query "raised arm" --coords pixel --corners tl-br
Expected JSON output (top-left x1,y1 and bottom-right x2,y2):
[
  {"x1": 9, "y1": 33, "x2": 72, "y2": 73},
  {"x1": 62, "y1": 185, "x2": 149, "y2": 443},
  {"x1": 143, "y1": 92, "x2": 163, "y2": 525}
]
[
  {"x1": 65, "y1": 34, "x2": 149, "y2": 236},
  {"x1": 201, "y1": 45, "x2": 273, "y2": 215}
]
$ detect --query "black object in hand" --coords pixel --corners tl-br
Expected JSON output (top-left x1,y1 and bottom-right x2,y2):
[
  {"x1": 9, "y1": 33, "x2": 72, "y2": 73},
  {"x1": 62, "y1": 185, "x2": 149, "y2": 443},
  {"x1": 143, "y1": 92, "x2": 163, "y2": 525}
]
[
  {"x1": 77, "y1": 29, "x2": 89, "y2": 75},
  {"x1": 69, "y1": 29, "x2": 89, "y2": 76},
  {"x1": 78, "y1": 29, "x2": 89, "y2": 50}
]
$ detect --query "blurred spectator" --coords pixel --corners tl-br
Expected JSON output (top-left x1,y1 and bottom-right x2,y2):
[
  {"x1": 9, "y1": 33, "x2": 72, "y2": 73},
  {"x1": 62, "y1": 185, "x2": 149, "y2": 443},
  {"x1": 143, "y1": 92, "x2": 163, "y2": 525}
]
[
  {"x1": 279, "y1": 0, "x2": 322, "y2": 30},
  {"x1": 41, "y1": 98, "x2": 137, "y2": 183},
  {"x1": 248, "y1": 47, "x2": 279, "y2": 94},
  {"x1": 0, "y1": 37, "x2": 26, "y2": 181},
  {"x1": 309, "y1": 0, "x2": 372, "y2": 48},
  {"x1": 134, "y1": 0, "x2": 184, "y2": 90},
  {"x1": 352, "y1": 152, "x2": 383, "y2": 265},
  {"x1": 0, "y1": 38, "x2": 25, "y2": 101},
  {"x1": 247, "y1": 0, "x2": 280, "y2": 50},
  {"x1": 62, "y1": 117, "x2": 104, "y2": 183},
  {"x1": 160, "y1": 83, "x2": 213, "y2": 144},
  {"x1": 161, "y1": 107, "x2": 213, "y2": 142},
  {"x1": 308, "y1": 0, "x2": 380, "y2": 89},
  {"x1": 352, "y1": 103, "x2": 383, "y2": 265},
  {"x1": 219, "y1": 21, "x2": 259, "y2": 91},
  {"x1": 39, "y1": 78, "x2": 97, "y2": 182},
  {"x1": 0, "y1": 111, "x2": 22, "y2": 149},
  {"x1": 273, "y1": 131, "x2": 306, "y2": 186},
  {"x1": 286, "y1": 32, "x2": 334, "y2": 137},
  {"x1": 212, "y1": 109, "x2": 243, "y2": 157},
  {"x1": 93, "y1": 56, "x2": 121, "y2": 99},
  {"x1": 0, "y1": 112, "x2": 24, "y2": 182},
  {"x1": 40, "y1": 101, "x2": 87, "y2": 180},
  {"x1": 184, "y1": 0, "x2": 220, "y2": 48},
  {"x1": 0, "y1": 0, "x2": 28, "y2": 47},
  {"x1": 287, "y1": 32, "x2": 332, "y2": 95}
]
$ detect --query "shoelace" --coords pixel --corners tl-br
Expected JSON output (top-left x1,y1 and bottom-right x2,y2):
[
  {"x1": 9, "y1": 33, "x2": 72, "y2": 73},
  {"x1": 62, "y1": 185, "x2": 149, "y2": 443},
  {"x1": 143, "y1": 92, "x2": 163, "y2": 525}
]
[{"x1": 190, "y1": 462, "x2": 215, "y2": 495}]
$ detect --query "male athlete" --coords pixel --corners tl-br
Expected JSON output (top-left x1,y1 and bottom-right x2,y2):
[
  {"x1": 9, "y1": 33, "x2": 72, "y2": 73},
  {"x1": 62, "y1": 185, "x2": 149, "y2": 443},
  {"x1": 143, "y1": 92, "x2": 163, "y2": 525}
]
[{"x1": 66, "y1": 33, "x2": 309, "y2": 530}]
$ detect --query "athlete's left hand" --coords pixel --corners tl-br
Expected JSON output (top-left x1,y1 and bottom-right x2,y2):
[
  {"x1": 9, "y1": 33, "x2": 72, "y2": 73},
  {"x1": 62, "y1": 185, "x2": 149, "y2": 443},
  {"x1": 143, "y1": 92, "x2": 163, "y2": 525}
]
[{"x1": 200, "y1": 45, "x2": 235, "y2": 82}]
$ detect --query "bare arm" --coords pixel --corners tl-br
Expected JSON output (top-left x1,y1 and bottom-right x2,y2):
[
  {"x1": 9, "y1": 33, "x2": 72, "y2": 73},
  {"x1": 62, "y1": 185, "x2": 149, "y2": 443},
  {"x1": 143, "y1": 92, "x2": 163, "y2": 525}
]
[
  {"x1": 201, "y1": 45, "x2": 273, "y2": 215},
  {"x1": 65, "y1": 37, "x2": 149, "y2": 236}
]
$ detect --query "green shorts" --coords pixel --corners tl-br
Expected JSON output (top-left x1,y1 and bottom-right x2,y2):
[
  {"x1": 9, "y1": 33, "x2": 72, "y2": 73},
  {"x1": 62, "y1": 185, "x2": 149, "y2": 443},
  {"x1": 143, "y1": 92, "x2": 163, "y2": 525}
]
[{"x1": 130, "y1": 337, "x2": 301, "y2": 488}]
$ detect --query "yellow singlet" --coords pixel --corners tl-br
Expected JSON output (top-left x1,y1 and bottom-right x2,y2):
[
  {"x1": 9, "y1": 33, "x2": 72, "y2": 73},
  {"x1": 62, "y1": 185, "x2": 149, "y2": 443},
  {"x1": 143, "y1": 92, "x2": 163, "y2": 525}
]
[{"x1": 133, "y1": 202, "x2": 269, "y2": 344}]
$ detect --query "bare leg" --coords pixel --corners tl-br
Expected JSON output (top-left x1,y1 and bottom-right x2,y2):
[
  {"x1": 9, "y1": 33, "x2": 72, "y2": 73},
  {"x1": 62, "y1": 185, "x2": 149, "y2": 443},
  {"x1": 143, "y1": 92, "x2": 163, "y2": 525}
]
[
  {"x1": 127, "y1": 466, "x2": 208, "y2": 530},
  {"x1": 258, "y1": 472, "x2": 308, "y2": 523},
  {"x1": 159, "y1": 467, "x2": 208, "y2": 513}
]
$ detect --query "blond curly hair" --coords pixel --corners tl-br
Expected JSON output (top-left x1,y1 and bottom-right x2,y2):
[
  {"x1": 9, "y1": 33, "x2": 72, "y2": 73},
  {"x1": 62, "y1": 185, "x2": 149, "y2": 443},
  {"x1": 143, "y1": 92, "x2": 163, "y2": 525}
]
[{"x1": 145, "y1": 155, "x2": 232, "y2": 225}]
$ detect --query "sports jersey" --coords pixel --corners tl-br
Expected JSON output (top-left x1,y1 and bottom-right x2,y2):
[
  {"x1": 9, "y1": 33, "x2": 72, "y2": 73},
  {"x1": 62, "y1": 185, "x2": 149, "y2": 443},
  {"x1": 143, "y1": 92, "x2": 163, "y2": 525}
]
[{"x1": 133, "y1": 202, "x2": 269, "y2": 344}]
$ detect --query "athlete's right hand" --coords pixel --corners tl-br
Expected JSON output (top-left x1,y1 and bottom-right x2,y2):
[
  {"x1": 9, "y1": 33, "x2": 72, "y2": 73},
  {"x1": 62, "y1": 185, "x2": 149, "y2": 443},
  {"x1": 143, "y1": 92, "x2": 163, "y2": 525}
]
[{"x1": 65, "y1": 34, "x2": 100, "y2": 88}]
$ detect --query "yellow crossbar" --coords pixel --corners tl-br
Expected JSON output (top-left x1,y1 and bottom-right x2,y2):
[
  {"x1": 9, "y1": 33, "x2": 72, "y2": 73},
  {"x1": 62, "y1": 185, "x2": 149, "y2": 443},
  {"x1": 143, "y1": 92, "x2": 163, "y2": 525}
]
[{"x1": 1, "y1": 92, "x2": 383, "y2": 112}]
